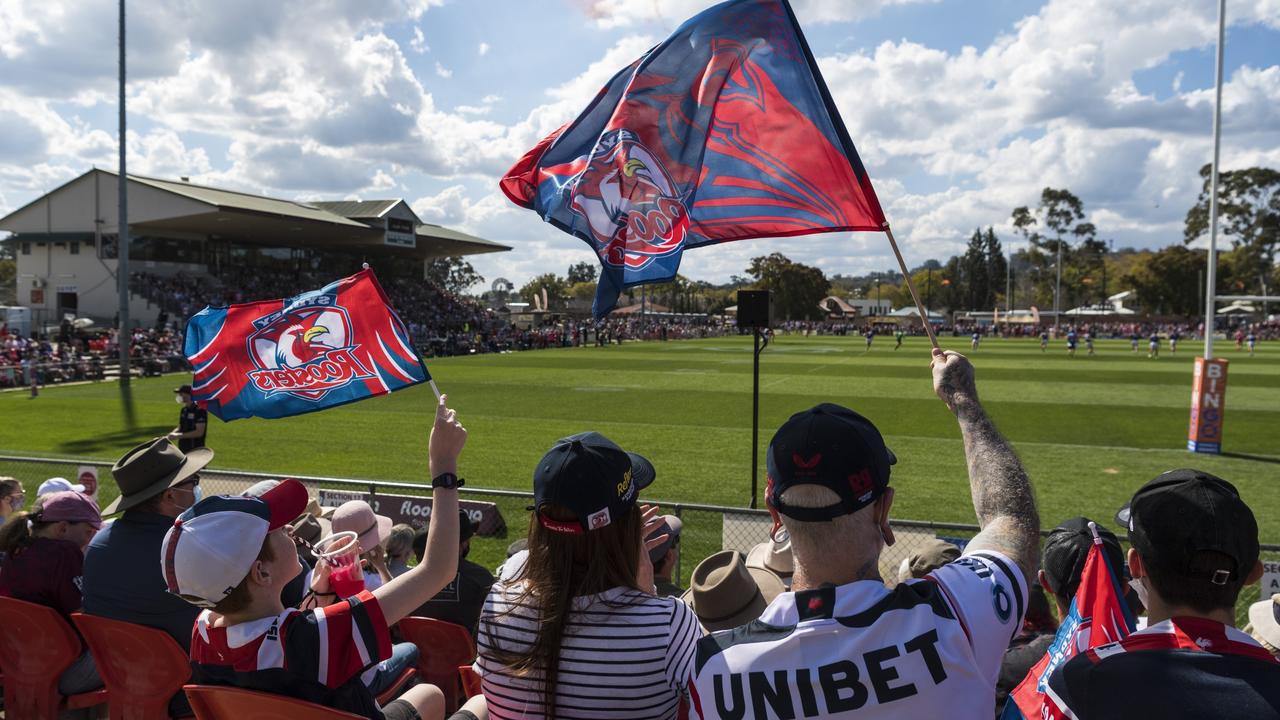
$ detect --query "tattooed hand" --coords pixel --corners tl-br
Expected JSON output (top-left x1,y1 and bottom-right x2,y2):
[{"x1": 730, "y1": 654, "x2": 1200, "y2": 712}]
[{"x1": 931, "y1": 349, "x2": 978, "y2": 414}]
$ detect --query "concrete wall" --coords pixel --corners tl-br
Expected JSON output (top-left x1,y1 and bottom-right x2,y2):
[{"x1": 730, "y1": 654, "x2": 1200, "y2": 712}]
[{"x1": 14, "y1": 241, "x2": 203, "y2": 329}]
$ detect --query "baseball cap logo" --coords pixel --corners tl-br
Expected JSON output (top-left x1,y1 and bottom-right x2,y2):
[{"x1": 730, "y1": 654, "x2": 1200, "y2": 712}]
[
  {"x1": 616, "y1": 467, "x2": 633, "y2": 498},
  {"x1": 792, "y1": 453, "x2": 822, "y2": 478},
  {"x1": 847, "y1": 468, "x2": 874, "y2": 501},
  {"x1": 588, "y1": 508, "x2": 612, "y2": 530}
]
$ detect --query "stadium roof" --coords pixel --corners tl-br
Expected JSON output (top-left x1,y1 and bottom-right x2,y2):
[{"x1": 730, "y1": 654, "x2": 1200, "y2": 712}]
[{"x1": 0, "y1": 169, "x2": 510, "y2": 260}]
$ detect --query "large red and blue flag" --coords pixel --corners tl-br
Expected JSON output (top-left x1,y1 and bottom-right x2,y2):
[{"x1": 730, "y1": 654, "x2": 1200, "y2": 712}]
[
  {"x1": 1003, "y1": 522, "x2": 1136, "y2": 719},
  {"x1": 501, "y1": 0, "x2": 886, "y2": 317},
  {"x1": 183, "y1": 269, "x2": 429, "y2": 421}
]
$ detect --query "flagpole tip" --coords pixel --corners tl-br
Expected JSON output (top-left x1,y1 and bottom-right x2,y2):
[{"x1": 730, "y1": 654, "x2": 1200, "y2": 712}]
[
  {"x1": 1087, "y1": 520, "x2": 1102, "y2": 543},
  {"x1": 361, "y1": 263, "x2": 370, "y2": 270}
]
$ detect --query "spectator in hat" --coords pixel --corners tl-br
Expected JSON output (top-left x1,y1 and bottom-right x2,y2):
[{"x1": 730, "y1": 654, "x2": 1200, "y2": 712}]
[
  {"x1": 746, "y1": 533, "x2": 794, "y2": 588},
  {"x1": 1246, "y1": 594, "x2": 1280, "y2": 660},
  {"x1": 648, "y1": 514, "x2": 683, "y2": 597},
  {"x1": 331, "y1": 500, "x2": 394, "y2": 592},
  {"x1": 896, "y1": 537, "x2": 961, "y2": 583},
  {"x1": 682, "y1": 550, "x2": 785, "y2": 632},
  {"x1": 83, "y1": 438, "x2": 209, "y2": 650},
  {"x1": 386, "y1": 523, "x2": 415, "y2": 578},
  {"x1": 689, "y1": 350, "x2": 1040, "y2": 719},
  {"x1": 169, "y1": 383, "x2": 207, "y2": 453},
  {"x1": 1047, "y1": 470, "x2": 1280, "y2": 718},
  {"x1": 0, "y1": 490, "x2": 104, "y2": 695},
  {"x1": 328, "y1": 499, "x2": 418, "y2": 699},
  {"x1": 168, "y1": 394, "x2": 485, "y2": 720},
  {"x1": 38, "y1": 477, "x2": 86, "y2": 497},
  {"x1": 475, "y1": 432, "x2": 700, "y2": 720},
  {"x1": 410, "y1": 509, "x2": 494, "y2": 636},
  {"x1": 0, "y1": 476, "x2": 24, "y2": 526}
]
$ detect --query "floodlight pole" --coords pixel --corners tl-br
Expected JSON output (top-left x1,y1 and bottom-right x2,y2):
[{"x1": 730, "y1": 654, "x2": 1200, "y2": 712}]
[
  {"x1": 116, "y1": 0, "x2": 131, "y2": 387},
  {"x1": 1203, "y1": 0, "x2": 1226, "y2": 360}
]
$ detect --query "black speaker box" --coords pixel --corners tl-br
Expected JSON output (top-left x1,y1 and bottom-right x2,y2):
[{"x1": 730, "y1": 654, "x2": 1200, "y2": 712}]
[{"x1": 737, "y1": 290, "x2": 771, "y2": 328}]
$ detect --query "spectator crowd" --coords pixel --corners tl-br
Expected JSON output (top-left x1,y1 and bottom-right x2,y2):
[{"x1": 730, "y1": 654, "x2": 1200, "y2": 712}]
[{"x1": 1, "y1": 349, "x2": 1278, "y2": 719}]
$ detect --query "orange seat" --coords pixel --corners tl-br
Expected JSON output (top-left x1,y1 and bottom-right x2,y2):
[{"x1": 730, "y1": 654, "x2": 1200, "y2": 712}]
[
  {"x1": 0, "y1": 596, "x2": 110, "y2": 719},
  {"x1": 398, "y1": 617, "x2": 475, "y2": 712},
  {"x1": 72, "y1": 612, "x2": 193, "y2": 720},
  {"x1": 458, "y1": 664, "x2": 481, "y2": 699},
  {"x1": 184, "y1": 684, "x2": 364, "y2": 719},
  {"x1": 374, "y1": 665, "x2": 419, "y2": 707}
]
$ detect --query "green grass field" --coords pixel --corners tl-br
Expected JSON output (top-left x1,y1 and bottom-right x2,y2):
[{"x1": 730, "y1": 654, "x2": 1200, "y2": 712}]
[{"x1": 3, "y1": 335, "x2": 1278, "y2": 537}]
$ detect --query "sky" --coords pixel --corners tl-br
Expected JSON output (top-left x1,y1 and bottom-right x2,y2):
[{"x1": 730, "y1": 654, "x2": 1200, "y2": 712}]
[{"x1": 1, "y1": 0, "x2": 1277, "y2": 291}]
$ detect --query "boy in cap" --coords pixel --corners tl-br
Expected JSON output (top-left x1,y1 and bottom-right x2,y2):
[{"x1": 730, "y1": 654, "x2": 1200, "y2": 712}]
[
  {"x1": 165, "y1": 395, "x2": 483, "y2": 720},
  {"x1": 1047, "y1": 470, "x2": 1280, "y2": 719},
  {"x1": 689, "y1": 350, "x2": 1040, "y2": 719}
]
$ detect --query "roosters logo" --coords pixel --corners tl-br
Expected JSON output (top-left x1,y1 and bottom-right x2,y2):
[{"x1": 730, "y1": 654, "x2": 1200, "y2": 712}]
[
  {"x1": 246, "y1": 304, "x2": 373, "y2": 401},
  {"x1": 563, "y1": 129, "x2": 689, "y2": 271}
]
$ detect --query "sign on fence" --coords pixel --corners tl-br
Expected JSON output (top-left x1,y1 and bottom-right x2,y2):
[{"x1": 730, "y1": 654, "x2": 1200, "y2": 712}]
[
  {"x1": 317, "y1": 489, "x2": 507, "y2": 536},
  {"x1": 1261, "y1": 561, "x2": 1280, "y2": 597}
]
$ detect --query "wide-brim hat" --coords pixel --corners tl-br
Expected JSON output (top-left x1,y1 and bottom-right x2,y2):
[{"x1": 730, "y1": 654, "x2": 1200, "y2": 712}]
[
  {"x1": 1249, "y1": 594, "x2": 1280, "y2": 651},
  {"x1": 330, "y1": 500, "x2": 392, "y2": 552},
  {"x1": 105, "y1": 438, "x2": 213, "y2": 516},
  {"x1": 746, "y1": 535, "x2": 794, "y2": 577},
  {"x1": 682, "y1": 550, "x2": 786, "y2": 633}
]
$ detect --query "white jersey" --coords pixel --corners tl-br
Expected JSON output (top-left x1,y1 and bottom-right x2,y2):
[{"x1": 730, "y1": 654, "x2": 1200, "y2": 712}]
[{"x1": 688, "y1": 550, "x2": 1026, "y2": 720}]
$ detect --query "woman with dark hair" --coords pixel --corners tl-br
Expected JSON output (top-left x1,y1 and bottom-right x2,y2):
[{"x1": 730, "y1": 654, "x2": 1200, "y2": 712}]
[
  {"x1": 0, "y1": 477, "x2": 24, "y2": 526},
  {"x1": 475, "y1": 432, "x2": 700, "y2": 719}
]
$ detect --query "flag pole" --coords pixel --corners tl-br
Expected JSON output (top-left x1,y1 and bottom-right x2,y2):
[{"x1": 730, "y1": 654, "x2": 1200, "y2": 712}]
[{"x1": 883, "y1": 225, "x2": 939, "y2": 349}]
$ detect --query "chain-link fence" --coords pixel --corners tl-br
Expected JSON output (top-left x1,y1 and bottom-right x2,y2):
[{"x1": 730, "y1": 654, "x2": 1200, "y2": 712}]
[{"x1": 1, "y1": 453, "x2": 1274, "y2": 629}]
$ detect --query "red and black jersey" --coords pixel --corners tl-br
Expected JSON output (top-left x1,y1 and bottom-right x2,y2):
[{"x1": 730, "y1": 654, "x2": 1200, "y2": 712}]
[
  {"x1": 190, "y1": 590, "x2": 393, "y2": 719},
  {"x1": 1047, "y1": 616, "x2": 1280, "y2": 719}
]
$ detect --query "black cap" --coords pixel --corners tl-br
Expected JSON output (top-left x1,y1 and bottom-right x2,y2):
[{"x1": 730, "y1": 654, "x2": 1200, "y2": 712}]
[
  {"x1": 533, "y1": 432, "x2": 655, "y2": 534},
  {"x1": 1128, "y1": 469, "x2": 1259, "y2": 586},
  {"x1": 174, "y1": 384, "x2": 193, "y2": 394},
  {"x1": 766, "y1": 404, "x2": 896, "y2": 521},
  {"x1": 1042, "y1": 517, "x2": 1124, "y2": 599}
]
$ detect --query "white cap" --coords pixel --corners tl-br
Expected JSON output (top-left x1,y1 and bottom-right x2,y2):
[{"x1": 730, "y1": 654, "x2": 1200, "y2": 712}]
[
  {"x1": 38, "y1": 477, "x2": 85, "y2": 496},
  {"x1": 161, "y1": 479, "x2": 308, "y2": 608}
]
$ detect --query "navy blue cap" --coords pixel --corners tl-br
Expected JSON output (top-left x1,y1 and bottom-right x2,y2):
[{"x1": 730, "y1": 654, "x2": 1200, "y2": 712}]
[
  {"x1": 533, "y1": 432, "x2": 655, "y2": 534},
  {"x1": 766, "y1": 404, "x2": 896, "y2": 521}
]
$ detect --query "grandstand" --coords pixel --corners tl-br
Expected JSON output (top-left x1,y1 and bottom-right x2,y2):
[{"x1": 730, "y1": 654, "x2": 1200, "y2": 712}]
[{"x1": 0, "y1": 169, "x2": 511, "y2": 330}]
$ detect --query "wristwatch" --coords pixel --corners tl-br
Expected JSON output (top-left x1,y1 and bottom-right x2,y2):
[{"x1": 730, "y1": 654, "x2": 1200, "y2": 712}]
[{"x1": 431, "y1": 473, "x2": 464, "y2": 490}]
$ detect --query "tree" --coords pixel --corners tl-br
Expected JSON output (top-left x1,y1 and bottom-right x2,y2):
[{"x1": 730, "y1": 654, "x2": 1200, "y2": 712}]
[
  {"x1": 984, "y1": 228, "x2": 1008, "y2": 308},
  {"x1": 566, "y1": 261, "x2": 597, "y2": 285},
  {"x1": 424, "y1": 256, "x2": 484, "y2": 296},
  {"x1": 1121, "y1": 246, "x2": 1206, "y2": 316},
  {"x1": 962, "y1": 229, "x2": 989, "y2": 310},
  {"x1": 745, "y1": 253, "x2": 830, "y2": 320},
  {"x1": 0, "y1": 238, "x2": 14, "y2": 305},
  {"x1": 1012, "y1": 188, "x2": 1097, "y2": 323},
  {"x1": 519, "y1": 273, "x2": 569, "y2": 310},
  {"x1": 1184, "y1": 164, "x2": 1279, "y2": 304}
]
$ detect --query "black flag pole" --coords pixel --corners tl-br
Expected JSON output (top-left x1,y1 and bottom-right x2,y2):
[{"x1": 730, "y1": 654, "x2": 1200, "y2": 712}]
[{"x1": 883, "y1": 225, "x2": 940, "y2": 349}]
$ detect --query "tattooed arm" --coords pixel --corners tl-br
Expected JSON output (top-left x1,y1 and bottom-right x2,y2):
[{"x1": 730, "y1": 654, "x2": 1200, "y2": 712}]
[{"x1": 931, "y1": 349, "x2": 1040, "y2": 582}]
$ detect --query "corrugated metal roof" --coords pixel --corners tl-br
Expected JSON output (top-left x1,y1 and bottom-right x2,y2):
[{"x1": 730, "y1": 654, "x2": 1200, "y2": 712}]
[
  {"x1": 310, "y1": 200, "x2": 399, "y2": 219},
  {"x1": 416, "y1": 223, "x2": 511, "y2": 250},
  {"x1": 116, "y1": 172, "x2": 369, "y2": 228}
]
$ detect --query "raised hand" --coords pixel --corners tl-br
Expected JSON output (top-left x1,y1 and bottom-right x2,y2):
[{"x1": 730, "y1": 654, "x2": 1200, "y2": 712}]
[{"x1": 429, "y1": 393, "x2": 467, "y2": 477}]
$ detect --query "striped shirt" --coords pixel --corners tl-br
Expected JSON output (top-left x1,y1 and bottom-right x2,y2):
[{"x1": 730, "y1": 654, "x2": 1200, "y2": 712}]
[
  {"x1": 189, "y1": 590, "x2": 392, "y2": 719},
  {"x1": 475, "y1": 551, "x2": 700, "y2": 719}
]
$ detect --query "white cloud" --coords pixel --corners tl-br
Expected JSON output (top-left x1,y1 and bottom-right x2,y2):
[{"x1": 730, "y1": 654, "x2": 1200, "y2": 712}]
[
  {"x1": 478, "y1": 42, "x2": 490, "y2": 56},
  {"x1": 434, "y1": 62, "x2": 452, "y2": 79},
  {"x1": 410, "y1": 26, "x2": 428, "y2": 54},
  {"x1": 583, "y1": 0, "x2": 941, "y2": 29}
]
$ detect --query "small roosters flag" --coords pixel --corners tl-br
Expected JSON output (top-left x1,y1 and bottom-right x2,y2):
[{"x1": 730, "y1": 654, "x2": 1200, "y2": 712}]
[{"x1": 183, "y1": 269, "x2": 429, "y2": 421}]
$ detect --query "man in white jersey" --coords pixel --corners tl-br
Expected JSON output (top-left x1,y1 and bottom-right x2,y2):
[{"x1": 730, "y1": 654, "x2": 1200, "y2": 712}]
[{"x1": 688, "y1": 350, "x2": 1039, "y2": 719}]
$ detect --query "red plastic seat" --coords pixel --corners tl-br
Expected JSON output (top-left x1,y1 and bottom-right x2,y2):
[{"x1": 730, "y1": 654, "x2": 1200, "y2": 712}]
[
  {"x1": 398, "y1": 617, "x2": 475, "y2": 712},
  {"x1": 374, "y1": 665, "x2": 419, "y2": 707},
  {"x1": 72, "y1": 612, "x2": 193, "y2": 720},
  {"x1": 184, "y1": 684, "x2": 364, "y2": 719},
  {"x1": 0, "y1": 596, "x2": 110, "y2": 719},
  {"x1": 458, "y1": 664, "x2": 481, "y2": 699}
]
